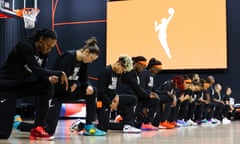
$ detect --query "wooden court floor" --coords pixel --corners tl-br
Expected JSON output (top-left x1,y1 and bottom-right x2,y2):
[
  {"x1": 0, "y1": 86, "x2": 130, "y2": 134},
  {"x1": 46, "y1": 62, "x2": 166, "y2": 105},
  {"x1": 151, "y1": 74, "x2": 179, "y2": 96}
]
[{"x1": 1, "y1": 119, "x2": 240, "y2": 144}]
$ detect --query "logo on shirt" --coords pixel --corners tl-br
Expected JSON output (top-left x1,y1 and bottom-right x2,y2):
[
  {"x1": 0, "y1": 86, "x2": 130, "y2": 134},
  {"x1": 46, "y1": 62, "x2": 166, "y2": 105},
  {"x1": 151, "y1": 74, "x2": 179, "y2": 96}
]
[
  {"x1": 24, "y1": 55, "x2": 44, "y2": 73},
  {"x1": 68, "y1": 67, "x2": 80, "y2": 80},
  {"x1": 34, "y1": 55, "x2": 44, "y2": 66},
  {"x1": 148, "y1": 76, "x2": 154, "y2": 88},
  {"x1": 108, "y1": 77, "x2": 118, "y2": 90}
]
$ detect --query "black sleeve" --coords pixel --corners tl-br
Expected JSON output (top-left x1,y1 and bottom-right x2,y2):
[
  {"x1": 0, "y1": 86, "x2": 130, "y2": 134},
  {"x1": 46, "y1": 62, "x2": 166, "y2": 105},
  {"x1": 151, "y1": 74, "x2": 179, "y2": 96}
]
[
  {"x1": 19, "y1": 43, "x2": 62, "y2": 78},
  {"x1": 52, "y1": 52, "x2": 74, "y2": 74},
  {"x1": 78, "y1": 63, "x2": 91, "y2": 89},
  {"x1": 53, "y1": 52, "x2": 91, "y2": 88},
  {"x1": 97, "y1": 68, "x2": 114, "y2": 106},
  {"x1": 140, "y1": 70, "x2": 152, "y2": 94},
  {"x1": 125, "y1": 72, "x2": 150, "y2": 99}
]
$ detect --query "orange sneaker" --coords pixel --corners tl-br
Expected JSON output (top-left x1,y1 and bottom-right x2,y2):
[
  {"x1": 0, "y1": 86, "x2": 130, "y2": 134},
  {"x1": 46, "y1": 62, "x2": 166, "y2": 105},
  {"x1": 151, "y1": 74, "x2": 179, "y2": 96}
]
[
  {"x1": 159, "y1": 121, "x2": 175, "y2": 129},
  {"x1": 141, "y1": 123, "x2": 158, "y2": 131},
  {"x1": 29, "y1": 126, "x2": 54, "y2": 140}
]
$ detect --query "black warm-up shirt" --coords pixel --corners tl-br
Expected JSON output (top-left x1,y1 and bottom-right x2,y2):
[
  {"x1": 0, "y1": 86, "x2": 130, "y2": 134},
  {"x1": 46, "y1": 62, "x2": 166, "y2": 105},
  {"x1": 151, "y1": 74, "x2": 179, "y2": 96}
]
[
  {"x1": 52, "y1": 50, "x2": 90, "y2": 92},
  {"x1": 0, "y1": 38, "x2": 62, "y2": 89},
  {"x1": 139, "y1": 69, "x2": 159, "y2": 94},
  {"x1": 118, "y1": 69, "x2": 150, "y2": 100},
  {"x1": 97, "y1": 65, "x2": 118, "y2": 107}
]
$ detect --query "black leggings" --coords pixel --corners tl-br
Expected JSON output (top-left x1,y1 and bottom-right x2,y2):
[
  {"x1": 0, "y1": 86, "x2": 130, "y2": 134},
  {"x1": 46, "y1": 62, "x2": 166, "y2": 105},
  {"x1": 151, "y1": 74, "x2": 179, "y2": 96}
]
[
  {"x1": 134, "y1": 98, "x2": 160, "y2": 127},
  {"x1": 45, "y1": 86, "x2": 97, "y2": 135},
  {"x1": 0, "y1": 81, "x2": 53, "y2": 139},
  {"x1": 97, "y1": 94, "x2": 137, "y2": 132},
  {"x1": 152, "y1": 102, "x2": 172, "y2": 126},
  {"x1": 13, "y1": 86, "x2": 98, "y2": 135}
]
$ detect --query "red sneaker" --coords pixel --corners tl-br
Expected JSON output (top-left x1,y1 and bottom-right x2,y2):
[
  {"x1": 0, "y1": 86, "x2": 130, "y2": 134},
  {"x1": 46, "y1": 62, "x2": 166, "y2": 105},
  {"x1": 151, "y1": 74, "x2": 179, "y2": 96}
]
[{"x1": 29, "y1": 126, "x2": 54, "y2": 140}]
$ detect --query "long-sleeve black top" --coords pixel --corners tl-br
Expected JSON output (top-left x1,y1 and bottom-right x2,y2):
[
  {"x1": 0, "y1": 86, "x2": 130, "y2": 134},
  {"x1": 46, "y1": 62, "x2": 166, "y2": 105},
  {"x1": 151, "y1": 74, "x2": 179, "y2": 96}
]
[
  {"x1": 158, "y1": 80, "x2": 175, "y2": 96},
  {"x1": 52, "y1": 50, "x2": 90, "y2": 92},
  {"x1": 118, "y1": 69, "x2": 150, "y2": 100},
  {"x1": 0, "y1": 38, "x2": 62, "y2": 89},
  {"x1": 139, "y1": 69, "x2": 159, "y2": 94},
  {"x1": 97, "y1": 65, "x2": 118, "y2": 107}
]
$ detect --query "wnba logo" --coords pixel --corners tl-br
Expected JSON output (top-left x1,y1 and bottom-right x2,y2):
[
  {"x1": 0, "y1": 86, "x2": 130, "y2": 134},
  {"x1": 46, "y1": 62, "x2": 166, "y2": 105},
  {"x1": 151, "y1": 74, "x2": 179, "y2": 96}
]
[{"x1": 154, "y1": 8, "x2": 175, "y2": 59}]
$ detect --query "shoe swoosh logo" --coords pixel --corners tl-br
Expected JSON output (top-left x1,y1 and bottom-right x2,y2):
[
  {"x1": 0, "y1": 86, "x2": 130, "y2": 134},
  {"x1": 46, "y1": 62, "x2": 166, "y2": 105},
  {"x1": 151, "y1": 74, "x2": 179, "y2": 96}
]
[
  {"x1": 0, "y1": 99, "x2": 6, "y2": 103},
  {"x1": 49, "y1": 104, "x2": 55, "y2": 108}
]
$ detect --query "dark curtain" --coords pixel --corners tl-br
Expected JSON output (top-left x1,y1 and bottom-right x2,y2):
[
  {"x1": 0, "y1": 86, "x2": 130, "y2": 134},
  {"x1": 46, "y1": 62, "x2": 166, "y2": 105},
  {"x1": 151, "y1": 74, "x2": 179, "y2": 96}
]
[
  {"x1": 0, "y1": 17, "x2": 26, "y2": 67},
  {"x1": 0, "y1": 17, "x2": 36, "y2": 109}
]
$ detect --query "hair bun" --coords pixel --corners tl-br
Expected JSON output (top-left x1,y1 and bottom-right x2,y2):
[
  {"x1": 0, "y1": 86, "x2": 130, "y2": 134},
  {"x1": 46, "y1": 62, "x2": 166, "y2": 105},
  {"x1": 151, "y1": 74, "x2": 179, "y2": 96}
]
[
  {"x1": 118, "y1": 54, "x2": 133, "y2": 72},
  {"x1": 85, "y1": 37, "x2": 97, "y2": 46}
]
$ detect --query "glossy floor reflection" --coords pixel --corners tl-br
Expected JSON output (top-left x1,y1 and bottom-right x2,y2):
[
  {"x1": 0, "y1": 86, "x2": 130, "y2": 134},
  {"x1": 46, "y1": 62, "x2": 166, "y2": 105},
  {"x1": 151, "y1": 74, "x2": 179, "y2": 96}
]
[{"x1": 1, "y1": 120, "x2": 240, "y2": 144}]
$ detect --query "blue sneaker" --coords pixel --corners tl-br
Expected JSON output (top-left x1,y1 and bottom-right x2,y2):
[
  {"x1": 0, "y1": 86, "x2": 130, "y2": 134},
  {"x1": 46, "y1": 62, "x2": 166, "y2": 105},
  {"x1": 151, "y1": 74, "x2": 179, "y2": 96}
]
[
  {"x1": 201, "y1": 119, "x2": 208, "y2": 123},
  {"x1": 13, "y1": 115, "x2": 22, "y2": 130},
  {"x1": 176, "y1": 120, "x2": 189, "y2": 127},
  {"x1": 83, "y1": 124, "x2": 106, "y2": 136},
  {"x1": 201, "y1": 119, "x2": 212, "y2": 126}
]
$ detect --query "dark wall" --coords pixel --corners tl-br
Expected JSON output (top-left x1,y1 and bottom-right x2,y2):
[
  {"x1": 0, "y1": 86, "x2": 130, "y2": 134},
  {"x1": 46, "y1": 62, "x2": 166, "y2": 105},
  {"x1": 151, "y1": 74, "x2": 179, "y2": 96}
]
[
  {"x1": 1, "y1": 1, "x2": 240, "y2": 101},
  {"x1": 0, "y1": 18, "x2": 26, "y2": 66},
  {"x1": 37, "y1": 0, "x2": 106, "y2": 86}
]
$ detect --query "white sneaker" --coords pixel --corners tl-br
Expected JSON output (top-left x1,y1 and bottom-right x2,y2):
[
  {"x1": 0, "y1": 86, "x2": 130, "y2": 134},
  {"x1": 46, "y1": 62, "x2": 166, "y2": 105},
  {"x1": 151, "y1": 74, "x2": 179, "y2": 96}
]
[
  {"x1": 123, "y1": 125, "x2": 141, "y2": 133},
  {"x1": 212, "y1": 118, "x2": 221, "y2": 125},
  {"x1": 186, "y1": 119, "x2": 197, "y2": 126},
  {"x1": 158, "y1": 125, "x2": 167, "y2": 129},
  {"x1": 70, "y1": 119, "x2": 85, "y2": 132},
  {"x1": 222, "y1": 118, "x2": 231, "y2": 125}
]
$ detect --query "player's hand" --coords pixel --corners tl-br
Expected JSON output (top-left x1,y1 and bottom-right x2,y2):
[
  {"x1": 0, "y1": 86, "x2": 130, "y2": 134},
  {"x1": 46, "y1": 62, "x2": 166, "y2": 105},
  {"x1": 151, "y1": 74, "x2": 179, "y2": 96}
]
[
  {"x1": 110, "y1": 102, "x2": 118, "y2": 111},
  {"x1": 150, "y1": 92, "x2": 159, "y2": 99},
  {"x1": 49, "y1": 75, "x2": 59, "y2": 84},
  {"x1": 61, "y1": 71, "x2": 68, "y2": 91},
  {"x1": 70, "y1": 83, "x2": 77, "y2": 93},
  {"x1": 110, "y1": 95, "x2": 119, "y2": 111},
  {"x1": 113, "y1": 95, "x2": 119, "y2": 104},
  {"x1": 171, "y1": 99, "x2": 177, "y2": 107},
  {"x1": 86, "y1": 86, "x2": 94, "y2": 95}
]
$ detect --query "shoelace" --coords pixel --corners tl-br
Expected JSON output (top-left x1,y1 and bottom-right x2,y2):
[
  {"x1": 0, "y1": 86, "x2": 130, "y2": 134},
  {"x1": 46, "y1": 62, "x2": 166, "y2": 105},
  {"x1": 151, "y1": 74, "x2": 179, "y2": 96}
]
[
  {"x1": 37, "y1": 127, "x2": 49, "y2": 136},
  {"x1": 15, "y1": 117, "x2": 22, "y2": 122}
]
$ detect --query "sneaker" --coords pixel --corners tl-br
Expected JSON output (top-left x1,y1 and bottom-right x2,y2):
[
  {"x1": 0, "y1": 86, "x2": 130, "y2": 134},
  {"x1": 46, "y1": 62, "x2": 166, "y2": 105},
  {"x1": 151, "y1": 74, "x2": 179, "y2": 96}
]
[
  {"x1": 13, "y1": 115, "x2": 22, "y2": 130},
  {"x1": 158, "y1": 124, "x2": 167, "y2": 129},
  {"x1": 186, "y1": 119, "x2": 197, "y2": 126},
  {"x1": 222, "y1": 118, "x2": 231, "y2": 125},
  {"x1": 29, "y1": 126, "x2": 54, "y2": 140},
  {"x1": 123, "y1": 125, "x2": 141, "y2": 133},
  {"x1": 176, "y1": 120, "x2": 189, "y2": 127},
  {"x1": 141, "y1": 123, "x2": 158, "y2": 131},
  {"x1": 211, "y1": 118, "x2": 221, "y2": 125},
  {"x1": 69, "y1": 119, "x2": 85, "y2": 133},
  {"x1": 216, "y1": 119, "x2": 221, "y2": 125},
  {"x1": 159, "y1": 121, "x2": 175, "y2": 129},
  {"x1": 200, "y1": 119, "x2": 212, "y2": 126},
  {"x1": 83, "y1": 124, "x2": 106, "y2": 136},
  {"x1": 200, "y1": 119, "x2": 208, "y2": 124}
]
